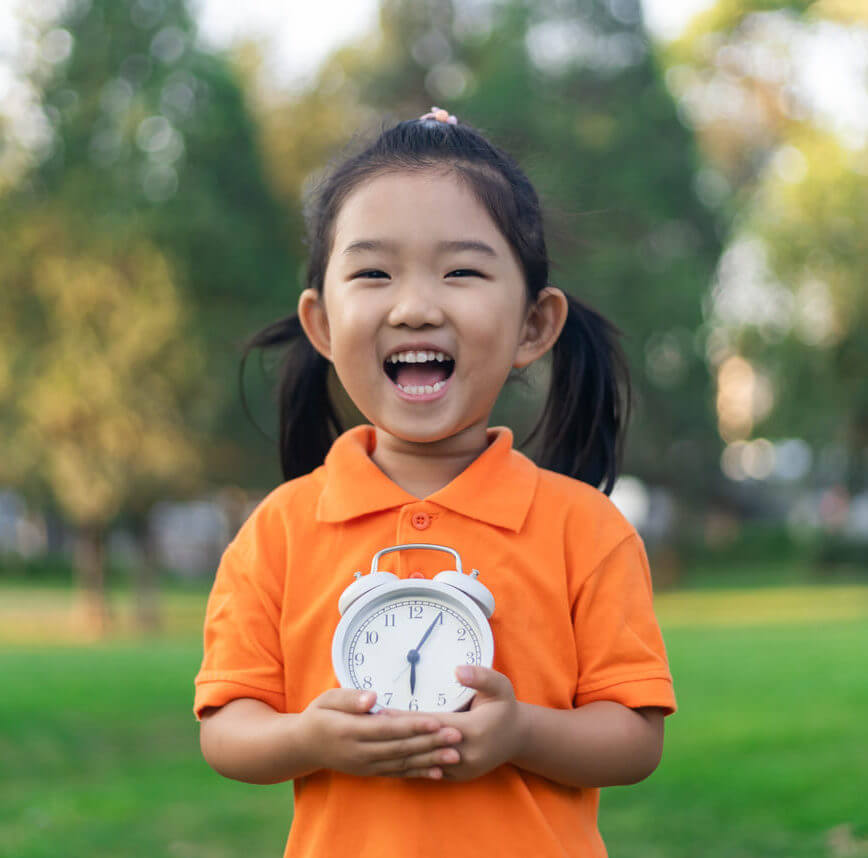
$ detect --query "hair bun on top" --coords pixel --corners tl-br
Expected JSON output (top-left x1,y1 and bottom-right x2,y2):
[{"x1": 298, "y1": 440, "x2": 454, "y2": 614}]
[{"x1": 419, "y1": 106, "x2": 458, "y2": 125}]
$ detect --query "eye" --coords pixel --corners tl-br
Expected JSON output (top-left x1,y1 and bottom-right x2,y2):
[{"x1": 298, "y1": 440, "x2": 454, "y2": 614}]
[
  {"x1": 446, "y1": 269, "x2": 484, "y2": 278},
  {"x1": 354, "y1": 269, "x2": 390, "y2": 279}
]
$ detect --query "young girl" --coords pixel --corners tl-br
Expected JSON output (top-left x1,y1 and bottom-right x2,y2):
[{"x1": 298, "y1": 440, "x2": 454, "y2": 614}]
[{"x1": 194, "y1": 106, "x2": 676, "y2": 858}]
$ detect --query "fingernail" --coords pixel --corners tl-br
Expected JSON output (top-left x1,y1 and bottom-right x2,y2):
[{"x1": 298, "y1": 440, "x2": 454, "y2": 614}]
[
  {"x1": 456, "y1": 665, "x2": 473, "y2": 683},
  {"x1": 359, "y1": 691, "x2": 375, "y2": 707},
  {"x1": 428, "y1": 768, "x2": 443, "y2": 779},
  {"x1": 440, "y1": 749, "x2": 459, "y2": 763},
  {"x1": 440, "y1": 728, "x2": 461, "y2": 743}
]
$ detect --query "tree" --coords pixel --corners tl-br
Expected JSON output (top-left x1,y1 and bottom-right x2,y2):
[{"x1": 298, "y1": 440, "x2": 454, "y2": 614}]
[
  {"x1": 0, "y1": 0, "x2": 298, "y2": 628},
  {"x1": 1, "y1": 215, "x2": 201, "y2": 630},
  {"x1": 664, "y1": 0, "x2": 868, "y2": 492}
]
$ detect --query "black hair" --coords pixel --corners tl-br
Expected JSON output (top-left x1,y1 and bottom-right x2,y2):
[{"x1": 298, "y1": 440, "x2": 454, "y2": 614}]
[{"x1": 242, "y1": 116, "x2": 630, "y2": 493}]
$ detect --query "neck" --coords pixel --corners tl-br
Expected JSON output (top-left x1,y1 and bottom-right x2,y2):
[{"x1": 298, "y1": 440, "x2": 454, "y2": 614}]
[{"x1": 371, "y1": 425, "x2": 492, "y2": 498}]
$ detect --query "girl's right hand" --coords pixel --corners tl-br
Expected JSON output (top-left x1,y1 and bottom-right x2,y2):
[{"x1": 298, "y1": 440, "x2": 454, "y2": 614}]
[{"x1": 300, "y1": 688, "x2": 462, "y2": 779}]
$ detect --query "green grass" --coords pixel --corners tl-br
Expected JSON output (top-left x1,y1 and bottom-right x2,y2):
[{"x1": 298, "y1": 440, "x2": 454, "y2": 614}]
[
  {"x1": 601, "y1": 618, "x2": 868, "y2": 857},
  {"x1": 0, "y1": 643, "x2": 293, "y2": 858},
  {"x1": 1, "y1": 586, "x2": 866, "y2": 857}
]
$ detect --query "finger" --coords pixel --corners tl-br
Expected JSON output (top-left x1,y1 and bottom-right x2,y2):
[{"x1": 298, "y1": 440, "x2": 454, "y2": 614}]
[
  {"x1": 362, "y1": 728, "x2": 462, "y2": 762},
  {"x1": 376, "y1": 705, "x2": 428, "y2": 717},
  {"x1": 382, "y1": 766, "x2": 444, "y2": 780},
  {"x1": 356, "y1": 715, "x2": 452, "y2": 742},
  {"x1": 314, "y1": 688, "x2": 378, "y2": 713},
  {"x1": 455, "y1": 665, "x2": 512, "y2": 698},
  {"x1": 373, "y1": 745, "x2": 461, "y2": 775}
]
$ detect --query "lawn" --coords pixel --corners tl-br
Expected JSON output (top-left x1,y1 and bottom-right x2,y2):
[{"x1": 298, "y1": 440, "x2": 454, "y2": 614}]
[{"x1": 1, "y1": 584, "x2": 866, "y2": 857}]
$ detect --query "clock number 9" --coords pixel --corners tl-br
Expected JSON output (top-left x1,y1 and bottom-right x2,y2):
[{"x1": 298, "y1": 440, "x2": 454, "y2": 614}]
[{"x1": 353, "y1": 652, "x2": 365, "y2": 666}]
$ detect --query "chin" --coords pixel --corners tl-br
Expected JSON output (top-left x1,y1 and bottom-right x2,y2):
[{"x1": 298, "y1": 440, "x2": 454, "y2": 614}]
[
  {"x1": 379, "y1": 425, "x2": 457, "y2": 445},
  {"x1": 373, "y1": 415, "x2": 483, "y2": 448}
]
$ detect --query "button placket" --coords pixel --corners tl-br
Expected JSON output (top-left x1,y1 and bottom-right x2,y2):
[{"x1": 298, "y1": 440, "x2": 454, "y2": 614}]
[{"x1": 396, "y1": 506, "x2": 438, "y2": 576}]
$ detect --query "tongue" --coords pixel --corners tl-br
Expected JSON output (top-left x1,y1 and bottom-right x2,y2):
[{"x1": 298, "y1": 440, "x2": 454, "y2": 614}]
[{"x1": 395, "y1": 363, "x2": 447, "y2": 387}]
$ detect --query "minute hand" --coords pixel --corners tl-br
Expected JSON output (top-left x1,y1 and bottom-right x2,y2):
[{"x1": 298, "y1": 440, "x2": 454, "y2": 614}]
[
  {"x1": 405, "y1": 612, "x2": 443, "y2": 696},
  {"x1": 413, "y1": 612, "x2": 443, "y2": 653}
]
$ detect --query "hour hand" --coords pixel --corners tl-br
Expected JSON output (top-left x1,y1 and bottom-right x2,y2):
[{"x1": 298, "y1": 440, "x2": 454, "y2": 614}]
[{"x1": 406, "y1": 649, "x2": 420, "y2": 695}]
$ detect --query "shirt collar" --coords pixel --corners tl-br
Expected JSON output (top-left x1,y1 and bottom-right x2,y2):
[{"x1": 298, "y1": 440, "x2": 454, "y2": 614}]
[{"x1": 316, "y1": 425, "x2": 538, "y2": 532}]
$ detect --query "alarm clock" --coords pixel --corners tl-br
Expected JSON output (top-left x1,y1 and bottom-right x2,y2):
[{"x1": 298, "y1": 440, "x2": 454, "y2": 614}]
[{"x1": 331, "y1": 543, "x2": 495, "y2": 713}]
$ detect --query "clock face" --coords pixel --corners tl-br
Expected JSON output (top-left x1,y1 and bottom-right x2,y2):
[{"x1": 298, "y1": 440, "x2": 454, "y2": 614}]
[{"x1": 332, "y1": 580, "x2": 493, "y2": 713}]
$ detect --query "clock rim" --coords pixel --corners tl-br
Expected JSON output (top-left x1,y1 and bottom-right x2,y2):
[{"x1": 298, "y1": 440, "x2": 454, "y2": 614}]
[{"x1": 331, "y1": 578, "x2": 495, "y2": 713}]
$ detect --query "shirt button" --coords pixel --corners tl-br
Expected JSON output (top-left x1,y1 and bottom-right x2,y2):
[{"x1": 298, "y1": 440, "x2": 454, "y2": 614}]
[{"x1": 411, "y1": 512, "x2": 431, "y2": 530}]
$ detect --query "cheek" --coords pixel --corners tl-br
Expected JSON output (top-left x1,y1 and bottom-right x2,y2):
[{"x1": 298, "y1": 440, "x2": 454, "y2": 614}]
[
  {"x1": 462, "y1": 295, "x2": 526, "y2": 354},
  {"x1": 323, "y1": 292, "x2": 378, "y2": 350}
]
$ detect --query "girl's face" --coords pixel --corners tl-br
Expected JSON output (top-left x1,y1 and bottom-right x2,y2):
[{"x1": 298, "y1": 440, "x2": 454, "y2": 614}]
[{"x1": 300, "y1": 168, "x2": 559, "y2": 453}]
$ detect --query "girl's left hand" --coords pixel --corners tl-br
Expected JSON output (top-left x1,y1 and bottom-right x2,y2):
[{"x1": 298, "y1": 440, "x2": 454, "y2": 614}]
[{"x1": 419, "y1": 666, "x2": 528, "y2": 782}]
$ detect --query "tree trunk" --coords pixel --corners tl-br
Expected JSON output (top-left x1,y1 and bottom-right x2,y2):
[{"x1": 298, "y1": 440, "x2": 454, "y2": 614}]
[
  {"x1": 133, "y1": 516, "x2": 162, "y2": 635},
  {"x1": 73, "y1": 524, "x2": 111, "y2": 637}
]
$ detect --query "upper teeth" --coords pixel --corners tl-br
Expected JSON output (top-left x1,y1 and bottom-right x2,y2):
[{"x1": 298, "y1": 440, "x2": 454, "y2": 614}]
[{"x1": 388, "y1": 350, "x2": 449, "y2": 363}]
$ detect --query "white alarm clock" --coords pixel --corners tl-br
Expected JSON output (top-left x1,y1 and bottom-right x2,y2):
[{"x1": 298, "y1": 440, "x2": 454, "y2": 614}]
[{"x1": 331, "y1": 544, "x2": 495, "y2": 713}]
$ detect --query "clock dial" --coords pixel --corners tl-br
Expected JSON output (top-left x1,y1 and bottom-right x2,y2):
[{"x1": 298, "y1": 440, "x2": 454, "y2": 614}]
[{"x1": 344, "y1": 596, "x2": 482, "y2": 712}]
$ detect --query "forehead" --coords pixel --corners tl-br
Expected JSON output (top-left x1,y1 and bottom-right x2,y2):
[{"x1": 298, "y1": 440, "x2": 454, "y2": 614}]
[{"x1": 331, "y1": 169, "x2": 509, "y2": 255}]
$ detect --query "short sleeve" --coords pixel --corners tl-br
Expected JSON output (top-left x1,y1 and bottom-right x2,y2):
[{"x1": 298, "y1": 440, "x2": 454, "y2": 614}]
[
  {"x1": 573, "y1": 532, "x2": 676, "y2": 714},
  {"x1": 193, "y1": 510, "x2": 287, "y2": 720}
]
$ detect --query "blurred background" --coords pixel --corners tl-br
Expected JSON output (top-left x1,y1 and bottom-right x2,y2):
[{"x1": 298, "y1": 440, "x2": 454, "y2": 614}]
[{"x1": 0, "y1": 0, "x2": 866, "y2": 856}]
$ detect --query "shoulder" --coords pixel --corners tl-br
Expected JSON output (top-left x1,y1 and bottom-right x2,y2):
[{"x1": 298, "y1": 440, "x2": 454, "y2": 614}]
[
  {"x1": 259, "y1": 466, "x2": 327, "y2": 513},
  {"x1": 532, "y1": 465, "x2": 639, "y2": 565},
  {"x1": 533, "y1": 466, "x2": 632, "y2": 528}
]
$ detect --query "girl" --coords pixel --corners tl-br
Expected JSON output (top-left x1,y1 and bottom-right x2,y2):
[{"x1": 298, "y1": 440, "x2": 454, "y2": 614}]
[{"x1": 195, "y1": 106, "x2": 676, "y2": 858}]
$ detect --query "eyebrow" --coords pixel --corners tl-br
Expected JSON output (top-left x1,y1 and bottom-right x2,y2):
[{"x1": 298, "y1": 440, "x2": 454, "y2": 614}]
[{"x1": 341, "y1": 239, "x2": 499, "y2": 258}]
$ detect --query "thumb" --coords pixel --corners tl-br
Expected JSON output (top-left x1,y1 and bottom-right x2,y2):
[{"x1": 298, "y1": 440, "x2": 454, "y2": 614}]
[
  {"x1": 455, "y1": 665, "x2": 512, "y2": 700},
  {"x1": 315, "y1": 687, "x2": 377, "y2": 713}
]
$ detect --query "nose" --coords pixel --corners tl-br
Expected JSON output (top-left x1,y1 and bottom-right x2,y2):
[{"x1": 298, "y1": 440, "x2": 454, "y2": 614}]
[{"x1": 387, "y1": 278, "x2": 445, "y2": 328}]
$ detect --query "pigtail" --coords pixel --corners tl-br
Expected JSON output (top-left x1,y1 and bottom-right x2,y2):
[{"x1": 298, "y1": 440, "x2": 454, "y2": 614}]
[
  {"x1": 240, "y1": 315, "x2": 342, "y2": 481},
  {"x1": 527, "y1": 294, "x2": 631, "y2": 494}
]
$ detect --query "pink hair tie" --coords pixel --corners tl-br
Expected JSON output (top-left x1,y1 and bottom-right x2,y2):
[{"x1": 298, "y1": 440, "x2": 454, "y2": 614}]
[{"x1": 419, "y1": 106, "x2": 458, "y2": 125}]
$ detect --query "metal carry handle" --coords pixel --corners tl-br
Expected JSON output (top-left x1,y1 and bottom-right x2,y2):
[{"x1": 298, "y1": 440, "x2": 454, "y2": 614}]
[{"x1": 370, "y1": 543, "x2": 462, "y2": 574}]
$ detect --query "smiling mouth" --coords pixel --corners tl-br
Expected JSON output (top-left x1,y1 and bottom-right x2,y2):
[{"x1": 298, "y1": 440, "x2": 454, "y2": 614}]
[{"x1": 384, "y1": 349, "x2": 456, "y2": 395}]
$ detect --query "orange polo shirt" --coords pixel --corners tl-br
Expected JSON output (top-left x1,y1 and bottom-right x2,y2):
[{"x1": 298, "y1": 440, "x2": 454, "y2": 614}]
[{"x1": 194, "y1": 425, "x2": 676, "y2": 858}]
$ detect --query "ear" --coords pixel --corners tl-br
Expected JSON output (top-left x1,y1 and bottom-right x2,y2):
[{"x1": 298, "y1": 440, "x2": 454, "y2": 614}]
[
  {"x1": 514, "y1": 286, "x2": 568, "y2": 369},
  {"x1": 298, "y1": 288, "x2": 333, "y2": 361}
]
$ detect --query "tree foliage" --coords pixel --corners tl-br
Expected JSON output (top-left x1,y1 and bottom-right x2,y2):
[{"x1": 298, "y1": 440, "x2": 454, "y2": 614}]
[
  {"x1": 666, "y1": 0, "x2": 868, "y2": 489},
  {"x1": 0, "y1": 0, "x2": 299, "y2": 519},
  {"x1": 0, "y1": 0, "x2": 298, "y2": 622}
]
